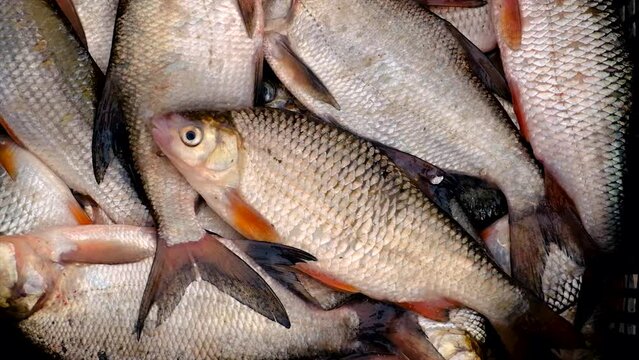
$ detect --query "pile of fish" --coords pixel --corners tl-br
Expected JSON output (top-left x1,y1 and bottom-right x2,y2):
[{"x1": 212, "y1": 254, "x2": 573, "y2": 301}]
[{"x1": 0, "y1": 0, "x2": 632, "y2": 359}]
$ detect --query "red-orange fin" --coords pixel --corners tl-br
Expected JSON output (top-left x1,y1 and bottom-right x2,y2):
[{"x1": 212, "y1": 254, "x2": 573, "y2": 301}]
[
  {"x1": 67, "y1": 201, "x2": 93, "y2": 225},
  {"x1": 236, "y1": 0, "x2": 263, "y2": 38},
  {"x1": 397, "y1": 298, "x2": 461, "y2": 322},
  {"x1": 227, "y1": 189, "x2": 280, "y2": 242},
  {"x1": 264, "y1": 32, "x2": 340, "y2": 110},
  {"x1": 54, "y1": 0, "x2": 88, "y2": 47},
  {"x1": 0, "y1": 137, "x2": 18, "y2": 179},
  {"x1": 295, "y1": 263, "x2": 359, "y2": 293},
  {"x1": 494, "y1": 0, "x2": 522, "y2": 50},
  {"x1": 0, "y1": 116, "x2": 25, "y2": 147},
  {"x1": 417, "y1": 0, "x2": 486, "y2": 8},
  {"x1": 508, "y1": 80, "x2": 531, "y2": 140},
  {"x1": 135, "y1": 233, "x2": 289, "y2": 338}
]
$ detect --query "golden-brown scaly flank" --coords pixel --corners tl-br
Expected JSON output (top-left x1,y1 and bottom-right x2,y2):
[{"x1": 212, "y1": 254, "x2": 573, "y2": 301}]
[
  {"x1": 152, "y1": 108, "x2": 582, "y2": 356},
  {"x1": 492, "y1": 0, "x2": 632, "y2": 251}
]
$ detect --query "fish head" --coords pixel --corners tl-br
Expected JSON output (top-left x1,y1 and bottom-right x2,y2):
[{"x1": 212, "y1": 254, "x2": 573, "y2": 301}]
[
  {"x1": 0, "y1": 236, "x2": 58, "y2": 319},
  {"x1": 151, "y1": 112, "x2": 243, "y2": 188}
]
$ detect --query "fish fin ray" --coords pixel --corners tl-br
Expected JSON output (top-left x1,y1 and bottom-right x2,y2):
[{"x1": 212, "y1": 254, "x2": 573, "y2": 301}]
[
  {"x1": 228, "y1": 238, "x2": 317, "y2": 301},
  {"x1": 264, "y1": 32, "x2": 340, "y2": 110},
  {"x1": 93, "y1": 73, "x2": 124, "y2": 184},
  {"x1": 295, "y1": 264, "x2": 359, "y2": 293},
  {"x1": 397, "y1": 298, "x2": 460, "y2": 322},
  {"x1": 236, "y1": 0, "x2": 263, "y2": 38},
  {"x1": 67, "y1": 201, "x2": 93, "y2": 225},
  {"x1": 494, "y1": 0, "x2": 522, "y2": 50},
  {"x1": 226, "y1": 189, "x2": 280, "y2": 242},
  {"x1": 135, "y1": 233, "x2": 290, "y2": 337},
  {"x1": 442, "y1": 21, "x2": 511, "y2": 101},
  {"x1": 0, "y1": 137, "x2": 19, "y2": 179},
  {"x1": 479, "y1": 215, "x2": 511, "y2": 273}
]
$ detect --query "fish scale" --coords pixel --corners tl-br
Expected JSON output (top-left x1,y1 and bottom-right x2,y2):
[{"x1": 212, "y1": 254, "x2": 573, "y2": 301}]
[
  {"x1": 0, "y1": 0, "x2": 150, "y2": 227},
  {"x1": 493, "y1": 0, "x2": 632, "y2": 250}
]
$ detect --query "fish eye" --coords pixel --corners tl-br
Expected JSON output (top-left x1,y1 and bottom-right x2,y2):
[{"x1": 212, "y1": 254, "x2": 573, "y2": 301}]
[
  {"x1": 258, "y1": 81, "x2": 276, "y2": 104},
  {"x1": 180, "y1": 126, "x2": 202, "y2": 147}
]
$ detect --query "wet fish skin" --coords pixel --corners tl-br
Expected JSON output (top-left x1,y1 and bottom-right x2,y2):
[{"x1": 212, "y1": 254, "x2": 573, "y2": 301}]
[
  {"x1": 0, "y1": 0, "x2": 151, "y2": 227},
  {"x1": 0, "y1": 136, "x2": 91, "y2": 236},
  {"x1": 106, "y1": 0, "x2": 296, "y2": 334},
  {"x1": 429, "y1": 0, "x2": 497, "y2": 52},
  {"x1": 1, "y1": 226, "x2": 410, "y2": 360},
  {"x1": 152, "y1": 108, "x2": 582, "y2": 355},
  {"x1": 72, "y1": 0, "x2": 119, "y2": 73},
  {"x1": 492, "y1": 0, "x2": 633, "y2": 251},
  {"x1": 263, "y1": 0, "x2": 591, "y2": 309}
]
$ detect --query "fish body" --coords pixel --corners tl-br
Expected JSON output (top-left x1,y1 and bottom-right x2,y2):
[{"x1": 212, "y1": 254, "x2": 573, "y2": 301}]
[
  {"x1": 107, "y1": 0, "x2": 295, "y2": 333},
  {"x1": 430, "y1": 1, "x2": 497, "y2": 52},
  {"x1": 263, "y1": 0, "x2": 591, "y2": 307},
  {"x1": 1, "y1": 225, "x2": 413, "y2": 360},
  {"x1": 492, "y1": 0, "x2": 633, "y2": 251},
  {"x1": 72, "y1": 0, "x2": 119, "y2": 73},
  {"x1": 0, "y1": 136, "x2": 91, "y2": 235},
  {"x1": 152, "y1": 108, "x2": 582, "y2": 355},
  {"x1": 0, "y1": 0, "x2": 151, "y2": 227}
]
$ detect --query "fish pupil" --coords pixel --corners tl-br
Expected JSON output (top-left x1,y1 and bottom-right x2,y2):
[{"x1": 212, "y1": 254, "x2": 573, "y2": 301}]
[{"x1": 186, "y1": 131, "x2": 196, "y2": 141}]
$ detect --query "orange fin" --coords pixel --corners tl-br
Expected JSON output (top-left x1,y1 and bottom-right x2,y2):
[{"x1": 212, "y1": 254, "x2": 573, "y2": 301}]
[
  {"x1": 0, "y1": 116, "x2": 25, "y2": 147},
  {"x1": 295, "y1": 263, "x2": 359, "y2": 293},
  {"x1": 54, "y1": 0, "x2": 88, "y2": 48},
  {"x1": 136, "y1": 233, "x2": 289, "y2": 338},
  {"x1": 495, "y1": 0, "x2": 522, "y2": 50},
  {"x1": 397, "y1": 298, "x2": 461, "y2": 322},
  {"x1": 0, "y1": 137, "x2": 18, "y2": 179},
  {"x1": 508, "y1": 80, "x2": 530, "y2": 140},
  {"x1": 227, "y1": 189, "x2": 280, "y2": 242},
  {"x1": 264, "y1": 32, "x2": 340, "y2": 110},
  {"x1": 67, "y1": 201, "x2": 93, "y2": 225},
  {"x1": 479, "y1": 215, "x2": 511, "y2": 274}
]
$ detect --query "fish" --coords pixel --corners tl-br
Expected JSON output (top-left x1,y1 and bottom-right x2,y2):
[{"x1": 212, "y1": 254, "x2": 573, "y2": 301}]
[
  {"x1": 0, "y1": 0, "x2": 151, "y2": 228},
  {"x1": 97, "y1": 0, "x2": 294, "y2": 335},
  {"x1": 428, "y1": 0, "x2": 498, "y2": 52},
  {"x1": 0, "y1": 136, "x2": 92, "y2": 236},
  {"x1": 0, "y1": 225, "x2": 439, "y2": 360},
  {"x1": 151, "y1": 108, "x2": 583, "y2": 356},
  {"x1": 262, "y1": 0, "x2": 592, "y2": 309},
  {"x1": 491, "y1": 0, "x2": 632, "y2": 252},
  {"x1": 72, "y1": 0, "x2": 119, "y2": 73},
  {"x1": 418, "y1": 309, "x2": 488, "y2": 360}
]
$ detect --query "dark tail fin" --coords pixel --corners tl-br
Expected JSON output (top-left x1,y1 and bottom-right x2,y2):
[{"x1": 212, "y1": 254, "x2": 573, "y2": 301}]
[
  {"x1": 509, "y1": 173, "x2": 598, "y2": 311},
  {"x1": 492, "y1": 295, "x2": 583, "y2": 359},
  {"x1": 135, "y1": 233, "x2": 291, "y2": 338},
  {"x1": 349, "y1": 299, "x2": 445, "y2": 360}
]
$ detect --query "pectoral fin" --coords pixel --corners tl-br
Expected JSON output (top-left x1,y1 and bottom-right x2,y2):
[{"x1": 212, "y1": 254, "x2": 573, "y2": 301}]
[
  {"x1": 264, "y1": 32, "x2": 340, "y2": 110},
  {"x1": 225, "y1": 189, "x2": 280, "y2": 242},
  {"x1": 493, "y1": 0, "x2": 522, "y2": 50}
]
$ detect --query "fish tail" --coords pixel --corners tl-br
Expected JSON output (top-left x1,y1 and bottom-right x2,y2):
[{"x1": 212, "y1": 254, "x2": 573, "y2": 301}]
[
  {"x1": 351, "y1": 299, "x2": 444, "y2": 360},
  {"x1": 509, "y1": 172, "x2": 596, "y2": 311},
  {"x1": 135, "y1": 233, "x2": 293, "y2": 338},
  {"x1": 492, "y1": 295, "x2": 583, "y2": 359}
]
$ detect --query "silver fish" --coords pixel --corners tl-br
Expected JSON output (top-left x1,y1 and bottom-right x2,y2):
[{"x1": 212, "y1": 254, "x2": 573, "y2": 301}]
[
  {"x1": 262, "y1": 0, "x2": 592, "y2": 309},
  {"x1": 0, "y1": 136, "x2": 91, "y2": 236},
  {"x1": 0, "y1": 0, "x2": 151, "y2": 227},
  {"x1": 72, "y1": 0, "x2": 119, "y2": 72},
  {"x1": 491, "y1": 0, "x2": 633, "y2": 251}
]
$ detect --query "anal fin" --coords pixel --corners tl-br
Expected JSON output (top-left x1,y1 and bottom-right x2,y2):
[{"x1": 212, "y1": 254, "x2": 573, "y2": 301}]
[
  {"x1": 135, "y1": 233, "x2": 290, "y2": 338},
  {"x1": 264, "y1": 32, "x2": 340, "y2": 110},
  {"x1": 295, "y1": 263, "x2": 359, "y2": 293},
  {"x1": 398, "y1": 298, "x2": 461, "y2": 322}
]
